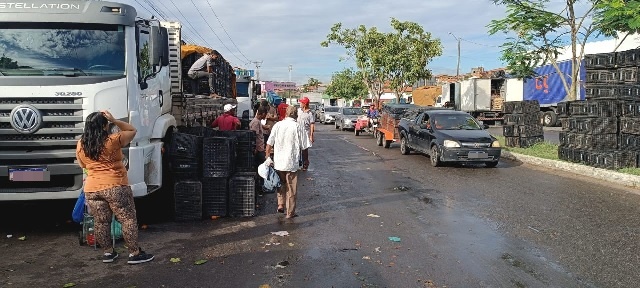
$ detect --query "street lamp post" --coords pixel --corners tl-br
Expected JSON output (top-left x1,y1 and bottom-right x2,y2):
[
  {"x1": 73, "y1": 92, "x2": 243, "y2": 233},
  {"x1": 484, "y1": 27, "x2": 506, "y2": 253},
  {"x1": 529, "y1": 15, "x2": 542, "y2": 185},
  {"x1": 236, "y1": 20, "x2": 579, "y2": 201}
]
[{"x1": 449, "y1": 32, "x2": 461, "y2": 80}]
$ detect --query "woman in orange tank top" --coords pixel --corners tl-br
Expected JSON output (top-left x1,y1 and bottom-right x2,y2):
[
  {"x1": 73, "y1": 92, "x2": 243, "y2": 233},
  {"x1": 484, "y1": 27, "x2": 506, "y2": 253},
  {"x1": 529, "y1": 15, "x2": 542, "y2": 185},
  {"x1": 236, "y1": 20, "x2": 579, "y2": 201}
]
[{"x1": 76, "y1": 111, "x2": 154, "y2": 265}]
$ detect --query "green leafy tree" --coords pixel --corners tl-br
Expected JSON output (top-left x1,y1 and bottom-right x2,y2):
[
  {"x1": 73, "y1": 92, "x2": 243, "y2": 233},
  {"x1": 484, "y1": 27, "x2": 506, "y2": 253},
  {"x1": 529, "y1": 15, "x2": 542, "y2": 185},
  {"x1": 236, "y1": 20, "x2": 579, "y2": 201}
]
[
  {"x1": 0, "y1": 54, "x2": 18, "y2": 69},
  {"x1": 322, "y1": 19, "x2": 442, "y2": 103},
  {"x1": 325, "y1": 68, "x2": 369, "y2": 101},
  {"x1": 488, "y1": 0, "x2": 640, "y2": 101},
  {"x1": 302, "y1": 77, "x2": 322, "y2": 92}
]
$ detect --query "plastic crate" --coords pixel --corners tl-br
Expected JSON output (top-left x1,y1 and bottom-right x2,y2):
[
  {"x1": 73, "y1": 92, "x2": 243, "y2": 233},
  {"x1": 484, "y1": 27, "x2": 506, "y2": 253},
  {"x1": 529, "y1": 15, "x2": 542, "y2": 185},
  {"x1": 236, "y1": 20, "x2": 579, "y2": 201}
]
[
  {"x1": 174, "y1": 181, "x2": 203, "y2": 221},
  {"x1": 169, "y1": 132, "x2": 203, "y2": 159},
  {"x1": 505, "y1": 136, "x2": 520, "y2": 147},
  {"x1": 503, "y1": 124, "x2": 517, "y2": 137},
  {"x1": 620, "y1": 117, "x2": 640, "y2": 135},
  {"x1": 589, "y1": 117, "x2": 618, "y2": 135},
  {"x1": 518, "y1": 124, "x2": 544, "y2": 138},
  {"x1": 235, "y1": 150, "x2": 256, "y2": 172},
  {"x1": 203, "y1": 137, "x2": 236, "y2": 177},
  {"x1": 584, "y1": 53, "x2": 617, "y2": 69},
  {"x1": 171, "y1": 158, "x2": 200, "y2": 180},
  {"x1": 591, "y1": 134, "x2": 619, "y2": 150},
  {"x1": 569, "y1": 101, "x2": 589, "y2": 115},
  {"x1": 229, "y1": 172, "x2": 256, "y2": 217},
  {"x1": 616, "y1": 49, "x2": 640, "y2": 67},
  {"x1": 202, "y1": 177, "x2": 228, "y2": 217},
  {"x1": 557, "y1": 102, "x2": 570, "y2": 118}
]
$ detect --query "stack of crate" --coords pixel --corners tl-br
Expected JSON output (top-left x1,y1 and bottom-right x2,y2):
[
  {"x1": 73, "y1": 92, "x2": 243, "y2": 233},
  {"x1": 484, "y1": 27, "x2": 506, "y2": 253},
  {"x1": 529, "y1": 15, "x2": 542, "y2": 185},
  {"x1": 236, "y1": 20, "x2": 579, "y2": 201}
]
[
  {"x1": 169, "y1": 132, "x2": 203, "y2": 221},
  {"x1": 171, "y1": 96, "x2": 236, "y2": 126},
  {"x1": 502, "y1": 100, "x2": 544, "y2": 148},
  {"x1": 181, "y1": 50, "x2": 235, "y2": 98},
  {"x1": 557, "y1": 48, "x2": 640, "y2": 169}
]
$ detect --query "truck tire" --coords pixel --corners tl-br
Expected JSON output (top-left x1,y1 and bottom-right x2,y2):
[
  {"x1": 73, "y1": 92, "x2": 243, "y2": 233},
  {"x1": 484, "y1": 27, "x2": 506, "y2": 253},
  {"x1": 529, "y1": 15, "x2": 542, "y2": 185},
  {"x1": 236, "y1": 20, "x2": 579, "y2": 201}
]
[
  {"x1": 430, "y1": 145, "x2": 441, "y2": 167},
  {"x1": 335, "y1": 122, "x2": 339, "y2": 130},
  {"x1": 400, "y1": 135, "x2": 411, "y2": 155},
  {"x1": 377, "y1": 132, "x2": 384, "y2": 146},
  {"x1": 485, "y1": 161, "x2": 499, "y2": 168},
  {"x1": 543, "y1": 111, "x2": 558, "y2": 127}
]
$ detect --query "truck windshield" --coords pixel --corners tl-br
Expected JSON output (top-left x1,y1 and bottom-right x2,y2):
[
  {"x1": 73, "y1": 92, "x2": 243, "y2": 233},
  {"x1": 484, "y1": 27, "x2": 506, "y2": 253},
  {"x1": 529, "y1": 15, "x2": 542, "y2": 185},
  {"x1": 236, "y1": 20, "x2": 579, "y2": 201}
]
[
  {"x1": 0, "y1": 23, "x2": 125, "y2": 77},
  {"x1": 324, "y1": 107, "x2": 339, "y2": 112},
  {"x1": 342, "y1": 108, "x2": 362, "y2": 115},
  {"x1": 433, "y1": 114, "x2": 481, "y2": 130}
]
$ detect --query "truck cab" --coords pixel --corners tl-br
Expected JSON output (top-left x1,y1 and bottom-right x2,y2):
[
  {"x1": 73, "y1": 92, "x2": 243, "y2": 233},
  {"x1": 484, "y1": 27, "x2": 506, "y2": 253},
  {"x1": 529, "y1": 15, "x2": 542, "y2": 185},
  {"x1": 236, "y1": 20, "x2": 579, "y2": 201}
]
[{"x1": 0, "y1": 0, "x2": 174, "y2": 200}]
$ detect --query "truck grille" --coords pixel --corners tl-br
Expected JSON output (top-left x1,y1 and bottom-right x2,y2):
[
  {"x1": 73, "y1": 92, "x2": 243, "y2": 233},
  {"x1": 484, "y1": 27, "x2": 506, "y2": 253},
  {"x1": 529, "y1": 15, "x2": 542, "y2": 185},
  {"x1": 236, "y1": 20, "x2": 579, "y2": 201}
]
[{"x1": 0, "y1": 97, "x2": 84, "y2": 192}]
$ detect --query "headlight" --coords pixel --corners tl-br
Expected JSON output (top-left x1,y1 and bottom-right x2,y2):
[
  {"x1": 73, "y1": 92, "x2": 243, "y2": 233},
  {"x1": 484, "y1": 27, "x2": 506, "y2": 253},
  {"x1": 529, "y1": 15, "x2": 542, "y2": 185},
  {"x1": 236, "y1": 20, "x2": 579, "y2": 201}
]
[
  {"x1": 443, "y1": 140, "x2": 460, "y2": 148},
  {"x1": 492, "y1": 140, "x2": 501, "y2": 147},
  {"x1": 344, "y1": 119, "x2": 350, "y2": 123}
]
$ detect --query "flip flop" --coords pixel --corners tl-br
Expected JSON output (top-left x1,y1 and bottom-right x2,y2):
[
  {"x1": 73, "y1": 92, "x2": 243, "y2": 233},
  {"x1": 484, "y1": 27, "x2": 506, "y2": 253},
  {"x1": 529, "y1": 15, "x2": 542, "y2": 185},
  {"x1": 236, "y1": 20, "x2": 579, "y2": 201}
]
[{"x1": 277, "y1": 208, "x2": 285, "y2": 213}]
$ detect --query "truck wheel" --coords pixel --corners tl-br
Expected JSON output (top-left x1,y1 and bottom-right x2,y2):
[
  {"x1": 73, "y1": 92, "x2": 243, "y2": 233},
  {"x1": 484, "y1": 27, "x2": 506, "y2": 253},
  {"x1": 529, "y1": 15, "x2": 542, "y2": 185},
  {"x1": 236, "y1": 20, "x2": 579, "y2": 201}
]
[
  {"x1": 335, "y1": 122, "x2": 339, "y2": 130},
  {"x1": 430, "y1": 145, "x2": 441, "y2": 167},
  {"x1": 384, "y1": 139, "x2": 392, "y2": 149},
  {"x1": 400, "y1": 136, "x2": 411, "y2": 155},
  {"x1": 355, "y1": 128, "x2": 360, "y2": 136},
  {"x1": 377, "y1": 132, "x2": 384, "y2": 146},
  {"x1": 485, "y1": 161, "x2": 499, "y2": 168},
  {"x1": 543, "y1": 111, "x2": 558, "y2": 127}
]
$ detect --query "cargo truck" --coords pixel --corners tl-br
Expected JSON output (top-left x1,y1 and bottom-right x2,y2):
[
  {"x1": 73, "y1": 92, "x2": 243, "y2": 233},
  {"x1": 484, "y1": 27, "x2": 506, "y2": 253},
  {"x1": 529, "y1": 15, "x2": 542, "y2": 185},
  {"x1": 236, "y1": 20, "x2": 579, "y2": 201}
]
[{"x1": 0, "y1": 0, "x2": 259, "y2": 201}]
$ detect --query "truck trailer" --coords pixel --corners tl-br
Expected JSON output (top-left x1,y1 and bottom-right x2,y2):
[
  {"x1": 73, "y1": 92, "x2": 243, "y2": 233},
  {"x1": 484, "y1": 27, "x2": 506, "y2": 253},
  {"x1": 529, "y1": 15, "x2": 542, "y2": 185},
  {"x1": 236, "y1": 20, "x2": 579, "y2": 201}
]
[{"x1": 0, "y1": 0, "x2": 259, "y2": 201}]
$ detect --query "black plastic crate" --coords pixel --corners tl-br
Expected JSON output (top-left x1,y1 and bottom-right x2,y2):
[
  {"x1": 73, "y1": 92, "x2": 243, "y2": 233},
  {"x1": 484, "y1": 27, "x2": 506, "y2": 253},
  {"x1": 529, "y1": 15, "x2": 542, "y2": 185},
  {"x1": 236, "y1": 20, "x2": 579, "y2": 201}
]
[
  {"x1": 590, "y1": 133, "x2": 619, "y2": 150},
  {"x1": 566, "y1": 132, "x2": 577, "y2": 148},
  {"x1": 519, "y1": 136, "x2": 544, "y2": 148},
  {"x1": 503, "y1": 124, "x2": 517, "y2": 137},
  {"x1": 616, "y1": 49, "x2": 640, "y2": 67},
  {"x1": 502, "y1": 101, "x2": 515, "y2": 114},
  {"x1": 617, "y1": 85, "x2": 640, "y2": 98},
  {"x1": 229, "y1": 172, "x2": 257, "y2": 217},
  {"x1": 589, "y1": 117, "x2": 618, "y2": 135},
  {"x1": 171, "y1": 158, "x2": 200, "y2": 180},
  {"x1": 523, "y1": 100, "x2": 540, "y2": 114},
  {"x1": 570, "y1": 101, "x2": 589, "y2": 115},
  {"x1": 585, "y1": 85, "x2": 617, "y2": 99},
  {"x1": 620, "y1": 134, "x2": 640, "y2": 150},
  {"x1": 559, "y1": 132, "x2": 569, "y2": 146},
  {"x1": 557, "y1": 102, "x2": 570, "y2": 118},
  {"x1": 619, "y1": 67, "x2": 639, "y2": 83},
  {"x1": 235, "y1": 150, "x2": 256, "y2": 172},
  {"x1": 202, "y1": 177, "x2": 228, "y2": 217},
  {"x1": 584, "y1": 53, "x2": 617, "y2": 69},
  {"x1": 505, "y1": 136, "x2": 520, "y2": 147},
  {"x1": 560, "y1": 118, "x2": 571, "y2": 131},
  {"x1": 558, "y1": 145, "x2": 570, "y2": 161},
  {"x1": 174, "y1": 181, "x2": 203, "y2": 221},
  {"x1": 169, "y1": 132, "x2": 203, "y2": 159},
  {"x1": 203, "y1": 137, "x2": 236, "y2": 177},
  {"x1": 620, "y1": 117, "x2": 640, "y2": 135},
  {"x1": 586, "y1": 69, "x2": 620, "y2": 84},
  {"x1": 518, "y1": 124, "x2": 544, "y2": 137},
  {"x1": 621, "y1": 101, "x2": 638, "y2": 117},
  {"x1": 588, "y1": 100, "x2": 623, "y2": 118},
  {"x1": 573, "y1": 116, "x2": 596, "y2": 134}
]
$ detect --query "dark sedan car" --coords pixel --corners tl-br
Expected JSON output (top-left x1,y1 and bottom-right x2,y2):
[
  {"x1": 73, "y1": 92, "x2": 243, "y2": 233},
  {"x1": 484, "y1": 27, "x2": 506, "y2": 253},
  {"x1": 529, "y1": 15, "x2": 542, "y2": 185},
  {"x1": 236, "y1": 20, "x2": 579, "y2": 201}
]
[{"x1": 397, "y1": 109, "x2": 501, "y2": 167}]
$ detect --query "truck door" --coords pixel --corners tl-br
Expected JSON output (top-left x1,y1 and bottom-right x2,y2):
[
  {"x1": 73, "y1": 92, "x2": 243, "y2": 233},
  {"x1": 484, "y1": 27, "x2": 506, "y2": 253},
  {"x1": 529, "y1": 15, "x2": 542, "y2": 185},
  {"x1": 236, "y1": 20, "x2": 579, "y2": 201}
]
[{"x1": 135, "y1": 23, "x2": 163, "y2": 142}]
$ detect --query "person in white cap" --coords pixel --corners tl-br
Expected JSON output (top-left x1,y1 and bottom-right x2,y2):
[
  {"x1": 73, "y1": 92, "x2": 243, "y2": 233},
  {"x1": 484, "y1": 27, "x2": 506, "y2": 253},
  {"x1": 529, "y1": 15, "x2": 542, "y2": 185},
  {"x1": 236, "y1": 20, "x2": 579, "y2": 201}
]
[{"x1": 211, "y1": 104, "x2": 241, "y2": 131}]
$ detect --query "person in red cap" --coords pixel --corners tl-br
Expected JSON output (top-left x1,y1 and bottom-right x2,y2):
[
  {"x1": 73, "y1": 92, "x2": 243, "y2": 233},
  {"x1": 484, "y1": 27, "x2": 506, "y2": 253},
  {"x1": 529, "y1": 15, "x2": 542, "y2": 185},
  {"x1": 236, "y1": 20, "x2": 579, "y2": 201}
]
[
  {"x1": 211, "y1": 104, "x2": 241, "y2": 131},
  {"x1": 297, "y1": 97, "x2": 315, "y2": 171}
]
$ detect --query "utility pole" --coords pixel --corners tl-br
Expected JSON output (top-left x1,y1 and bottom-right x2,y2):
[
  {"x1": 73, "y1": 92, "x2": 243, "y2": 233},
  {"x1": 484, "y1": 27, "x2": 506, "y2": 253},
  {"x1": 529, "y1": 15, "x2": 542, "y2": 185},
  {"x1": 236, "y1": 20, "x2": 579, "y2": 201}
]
[
  {"x1": 449, "y1": 32, "x2": 461, "y2": 80},
  {"x1": 252, "y1": 60, "x2": 263, "y2": 81},
  {"x1": 288, "y1": 64, "x2": 292, "y2": 82}
]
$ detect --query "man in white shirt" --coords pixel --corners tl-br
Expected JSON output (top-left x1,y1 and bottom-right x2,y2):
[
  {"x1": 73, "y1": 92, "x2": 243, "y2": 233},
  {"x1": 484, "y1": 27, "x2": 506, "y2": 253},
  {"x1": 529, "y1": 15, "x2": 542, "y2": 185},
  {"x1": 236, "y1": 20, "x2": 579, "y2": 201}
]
[
  {"x1": 265, "y1": 105, "x2": 303, "y2": 219},
  {"x1": 187, "y1": 51, "x2": 216, "y2": 95}
]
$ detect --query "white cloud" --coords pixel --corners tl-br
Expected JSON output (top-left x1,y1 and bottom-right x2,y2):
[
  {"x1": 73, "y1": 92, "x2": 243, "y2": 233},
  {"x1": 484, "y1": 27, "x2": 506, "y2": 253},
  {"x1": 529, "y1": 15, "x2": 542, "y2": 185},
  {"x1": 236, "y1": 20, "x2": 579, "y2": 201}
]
[{"x1": 123, "y1": 0, "x2": 598, "y2": 84}]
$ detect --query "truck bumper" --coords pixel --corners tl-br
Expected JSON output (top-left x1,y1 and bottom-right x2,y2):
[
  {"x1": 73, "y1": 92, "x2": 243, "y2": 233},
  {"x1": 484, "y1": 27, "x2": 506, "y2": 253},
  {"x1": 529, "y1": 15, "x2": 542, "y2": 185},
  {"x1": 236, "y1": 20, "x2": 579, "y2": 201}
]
[{"x1": 441, "y1": 147, "x2": 501, "y2": 162}]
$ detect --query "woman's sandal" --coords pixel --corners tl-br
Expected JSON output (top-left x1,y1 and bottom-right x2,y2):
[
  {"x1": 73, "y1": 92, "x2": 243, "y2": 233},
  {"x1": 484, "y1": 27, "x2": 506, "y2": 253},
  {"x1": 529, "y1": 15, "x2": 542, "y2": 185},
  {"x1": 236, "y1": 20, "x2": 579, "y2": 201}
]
[{"x1": 277, "y1": 207, "x2": 285, "y2": 213}]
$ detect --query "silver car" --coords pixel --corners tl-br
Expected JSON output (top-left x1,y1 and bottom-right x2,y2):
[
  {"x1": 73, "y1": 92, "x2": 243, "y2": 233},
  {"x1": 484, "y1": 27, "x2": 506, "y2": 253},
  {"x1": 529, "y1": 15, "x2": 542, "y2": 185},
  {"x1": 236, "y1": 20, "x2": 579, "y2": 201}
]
[
  {"x1": 334, "y1": 107, "x2": 363, "y2": 131},
  {"x1": 320, "y1": 106, "x2": 340, "y2": 124}
]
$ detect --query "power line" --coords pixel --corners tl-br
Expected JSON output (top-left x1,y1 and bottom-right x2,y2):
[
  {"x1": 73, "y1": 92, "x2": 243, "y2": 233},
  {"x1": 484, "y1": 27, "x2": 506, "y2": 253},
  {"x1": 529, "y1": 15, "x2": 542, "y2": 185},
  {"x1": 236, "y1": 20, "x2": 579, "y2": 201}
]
[
  {"x1": 132, "y1": 0, "x2": 154, "y2": 17},
  {"x1": 166, "y1": 0, "x2": 214, "y2": 47},
  {"x1": 188, "y1": 0, "x2": 244, "y2": 65},
  {"x1": 204, "y1": 0, "x2": 251, "y2": 63},
  {"x1": 461, "y1": 38, "x2": 500, "y2": 48},
  {"x1": 152, "y1": 0, "x2": 202, "y2": 44}
]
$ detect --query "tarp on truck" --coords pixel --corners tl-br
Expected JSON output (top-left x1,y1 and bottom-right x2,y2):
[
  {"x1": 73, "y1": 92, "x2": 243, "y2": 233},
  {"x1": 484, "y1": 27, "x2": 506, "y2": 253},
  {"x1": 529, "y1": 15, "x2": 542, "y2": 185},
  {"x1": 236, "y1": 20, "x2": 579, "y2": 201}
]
[
  {"x1": 523, "y1": 60, "x2": 586, "y2": 105},
  {"x1": 181, "y1": 44, "x2": 213, "y2": 60}
]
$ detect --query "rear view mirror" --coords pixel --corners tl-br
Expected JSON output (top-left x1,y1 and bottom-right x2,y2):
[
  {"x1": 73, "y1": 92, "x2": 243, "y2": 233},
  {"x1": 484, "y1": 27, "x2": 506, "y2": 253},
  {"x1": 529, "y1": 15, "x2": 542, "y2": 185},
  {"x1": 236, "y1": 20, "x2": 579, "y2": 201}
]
[
  {"x1": 149, "y1": 26, "x2": 162, "y2": 66},
  {"x1": 159, "y1": 27, "x2": 169, "y2": 66}
]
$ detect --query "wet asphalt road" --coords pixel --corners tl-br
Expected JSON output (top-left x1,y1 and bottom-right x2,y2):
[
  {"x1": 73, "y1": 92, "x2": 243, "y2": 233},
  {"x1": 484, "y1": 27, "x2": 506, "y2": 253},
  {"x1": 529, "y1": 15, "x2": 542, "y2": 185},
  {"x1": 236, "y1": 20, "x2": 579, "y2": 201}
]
[{"x1": 1, "y1": 124, "x2": 640, "y2": 287}]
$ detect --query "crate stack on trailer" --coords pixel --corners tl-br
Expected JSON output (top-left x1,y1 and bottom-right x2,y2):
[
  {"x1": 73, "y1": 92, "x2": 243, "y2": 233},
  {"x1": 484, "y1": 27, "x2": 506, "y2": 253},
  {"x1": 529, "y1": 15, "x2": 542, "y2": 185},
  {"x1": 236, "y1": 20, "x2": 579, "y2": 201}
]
[
  {"x1": 557, "y1": 48, "x2": 640, "y2": 169},
  {"x1": 168, "y1": 126, "x2": 258, "y2": 221},
  {"x1": 502, "y1": 100, "x2": 544, "y2": 148},
  {"x1": 181, "y1": 49, "x2": 235, "y2": 98}
]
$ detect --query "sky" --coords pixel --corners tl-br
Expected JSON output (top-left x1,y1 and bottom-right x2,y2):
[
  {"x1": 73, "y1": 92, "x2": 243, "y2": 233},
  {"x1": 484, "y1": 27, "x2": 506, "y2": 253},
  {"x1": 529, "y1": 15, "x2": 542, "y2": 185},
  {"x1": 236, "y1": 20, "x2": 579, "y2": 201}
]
[{"x1": 120, "y1": 0, "x2": 559, "y2": 85}]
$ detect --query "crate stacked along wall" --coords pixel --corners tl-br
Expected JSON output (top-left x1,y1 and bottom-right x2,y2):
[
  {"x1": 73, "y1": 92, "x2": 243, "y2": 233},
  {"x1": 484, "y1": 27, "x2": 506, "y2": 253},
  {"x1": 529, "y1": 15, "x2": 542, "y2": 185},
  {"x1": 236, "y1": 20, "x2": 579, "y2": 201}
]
[
  {"x1": 502, "y1": 100, "x2": 544, "y2": 148},
  {"x1": 168, "y1": 126, "x2": 258, "y2": 220},
  {"x1": 557, "y1": 48, "x2": 640, "y2": 170},
  {"x1": 181, "y1": 50, "x2": 234, "y2": 98}
]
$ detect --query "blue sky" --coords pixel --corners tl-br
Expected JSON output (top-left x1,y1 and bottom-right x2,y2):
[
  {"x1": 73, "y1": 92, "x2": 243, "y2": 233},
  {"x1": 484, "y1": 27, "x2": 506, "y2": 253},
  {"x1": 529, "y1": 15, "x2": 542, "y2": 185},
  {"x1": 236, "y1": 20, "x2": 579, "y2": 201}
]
[{"x1": 121, "y1": 0, "x2": 561, "y2": 84}]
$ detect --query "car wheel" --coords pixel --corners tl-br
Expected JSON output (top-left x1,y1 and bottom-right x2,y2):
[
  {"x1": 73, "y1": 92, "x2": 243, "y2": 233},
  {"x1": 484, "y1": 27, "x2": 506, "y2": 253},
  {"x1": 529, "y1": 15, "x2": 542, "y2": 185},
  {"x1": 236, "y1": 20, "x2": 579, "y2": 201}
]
[
  {"x1": 485, "y1": 161, "x2": 499, "y2": 168},
  {"x1": 377, "y1": 132, "x2": 384, "y2": 146},
  {"x1": 430, "y1": 145, "x2": 441, "y2": 167},
  {"x1": 400, "y1": 136, "x2": 410, "y2": 155},
  {"x1": 355, "y1": 128, "x2": 360, "y2": 136},
  {"x1": 335, "y1": 122, "x2": 339, "y2": 130},
  {"x1": 384, "y1": 139, "x2": 392, "y2": 149}
]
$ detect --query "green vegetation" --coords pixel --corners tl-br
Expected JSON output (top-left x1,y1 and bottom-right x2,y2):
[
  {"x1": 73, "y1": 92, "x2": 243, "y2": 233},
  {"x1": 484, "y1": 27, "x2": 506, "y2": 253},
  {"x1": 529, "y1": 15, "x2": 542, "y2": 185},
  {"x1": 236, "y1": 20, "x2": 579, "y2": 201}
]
[
  {"x1": 494, "y1": 135, "x2": 640, "y2": 175},
  {"x1": 325, "y1": 68, "x2": 368, "y2": 101}
]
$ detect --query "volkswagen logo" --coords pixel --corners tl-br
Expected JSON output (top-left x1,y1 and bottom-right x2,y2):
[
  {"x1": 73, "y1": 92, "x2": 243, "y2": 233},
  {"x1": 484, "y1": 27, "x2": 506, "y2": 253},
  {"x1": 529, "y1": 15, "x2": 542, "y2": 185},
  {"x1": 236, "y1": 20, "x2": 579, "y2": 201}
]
[
  {"x1": 474, "y1": 143, "x2": 480, "y2": 148},
  {"x1": 10, "y1": 104, "x2": 43, "y2": 134}
]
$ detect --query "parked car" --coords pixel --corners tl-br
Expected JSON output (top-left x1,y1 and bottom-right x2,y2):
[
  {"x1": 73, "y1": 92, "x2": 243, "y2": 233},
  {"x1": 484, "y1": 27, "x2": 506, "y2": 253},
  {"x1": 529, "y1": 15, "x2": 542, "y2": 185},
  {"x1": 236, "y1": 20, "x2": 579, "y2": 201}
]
[
  {"x1": 334, "y1": 107, "x2": 364, "y2": 131},
  {"x1": 318, "y1": 106, "x2": 340, "y2": 124},
  {"x1": 397, "y1": 109, "x2": 501, "y2": 167}
]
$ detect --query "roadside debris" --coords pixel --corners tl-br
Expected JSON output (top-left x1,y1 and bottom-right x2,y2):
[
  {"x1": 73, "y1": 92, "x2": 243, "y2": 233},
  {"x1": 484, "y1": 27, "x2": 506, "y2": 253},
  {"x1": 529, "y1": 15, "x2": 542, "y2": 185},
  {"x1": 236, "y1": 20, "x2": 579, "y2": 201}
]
[
  {"x1": 170, "y1": 258, "x2": 181, "y2": 263},
  {"x1": 6, "y1": 234, "x2": 12, "y2": 238},
  {"x1": 367, "y1": 214, "x2": 380, "y2": 218},
  {"x1": 375, "y1": 247, "x2": 381, "y2": 253},
  {"x1": 18, "y1": 236, "x2": 26, "y2": 241},
  {"x1": 362, "y1": 256, "x2": 371, "y2": 260},
  {"x1": 62, "y1": 283, "x2": 76, "y2": 288},
  {"x1": 271, "y1": 231, "x2": 289, "y2": 237},
  {"x1": 394, "y1": 186, "x2": 410, "y2": 191},
  {"x1": 194, "y1": 259, "x2": 208, "y2": 265},
  {"x1": 275, "y1": 261, "x2": 289, "y2": 268},
  {"x1": 388, "y1": 237, "x2": 401, "y2": 242}
]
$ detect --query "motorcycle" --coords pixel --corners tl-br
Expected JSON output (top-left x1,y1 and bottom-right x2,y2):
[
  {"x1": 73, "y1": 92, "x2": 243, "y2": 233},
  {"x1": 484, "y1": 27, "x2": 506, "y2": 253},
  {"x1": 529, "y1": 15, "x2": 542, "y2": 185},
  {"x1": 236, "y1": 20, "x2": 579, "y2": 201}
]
[{"x1": 354, "y1": 115, "x2": 379, "y2": 137}]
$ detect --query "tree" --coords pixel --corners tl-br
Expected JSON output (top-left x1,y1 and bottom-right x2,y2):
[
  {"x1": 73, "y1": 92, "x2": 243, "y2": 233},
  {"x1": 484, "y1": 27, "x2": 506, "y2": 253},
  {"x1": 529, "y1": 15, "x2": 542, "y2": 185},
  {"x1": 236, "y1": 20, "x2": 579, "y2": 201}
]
[
  {"x1": 302, "y1": 77, "x2": 322, "y2": 92},
  {"x1": 325, "y1": 68, "x2": 369, "y2": 101},
  {"x1": 322, "y1": 18, "x2": 442, "y2": 103},
  {"x1": 488, "y1": 0, "x2": 640, "y2": 101}
]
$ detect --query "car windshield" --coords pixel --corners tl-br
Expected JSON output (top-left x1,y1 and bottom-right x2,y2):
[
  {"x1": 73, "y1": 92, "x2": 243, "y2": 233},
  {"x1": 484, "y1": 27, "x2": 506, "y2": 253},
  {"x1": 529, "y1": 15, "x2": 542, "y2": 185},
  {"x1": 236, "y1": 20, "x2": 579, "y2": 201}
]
[
  {"x1": 324, "y1": 107, "x2": 339, "y2": 112},
  {"x1": 342, "y1": 108, "x2": 362, "y2": 115},
  {"x1": 432, "y1": 114, "x2": 482, "y2": 130},
  {"x1": 0, "y1": 23, "x2": 125, "y2": 77}
]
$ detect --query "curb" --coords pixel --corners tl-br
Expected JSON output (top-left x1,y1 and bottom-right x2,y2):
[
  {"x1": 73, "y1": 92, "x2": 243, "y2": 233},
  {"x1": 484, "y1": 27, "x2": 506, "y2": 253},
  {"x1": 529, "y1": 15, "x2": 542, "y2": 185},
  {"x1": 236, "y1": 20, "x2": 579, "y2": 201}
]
[{"x1": 501, "y1": 150, "x2": 640, "y2": 189}]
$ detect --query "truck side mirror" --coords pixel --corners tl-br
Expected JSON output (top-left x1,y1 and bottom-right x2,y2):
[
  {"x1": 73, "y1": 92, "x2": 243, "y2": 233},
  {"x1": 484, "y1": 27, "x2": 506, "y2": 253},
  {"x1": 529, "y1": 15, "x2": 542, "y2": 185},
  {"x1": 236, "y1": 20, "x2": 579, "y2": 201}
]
[
  {"x1": 149, "y1": 26, "x2": 162, "y2": 66},
  {"x1": 254, "y1": 84, "x2": 262, "y2": 95},
  {"x1": 159, "y1": 27, "x2": 169, "y2": 67}
]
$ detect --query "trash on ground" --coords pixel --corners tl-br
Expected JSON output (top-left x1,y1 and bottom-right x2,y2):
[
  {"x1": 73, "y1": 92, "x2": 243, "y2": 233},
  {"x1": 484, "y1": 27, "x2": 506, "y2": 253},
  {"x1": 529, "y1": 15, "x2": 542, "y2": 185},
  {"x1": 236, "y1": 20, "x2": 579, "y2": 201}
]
[
  {"x1": 362, "y1": 256, "x2": 371, "y2": 260},
  {"x1": 259, "y1": 285, "x2": 271, "y2": 288},
  {"x1": 367, "y1": 214, "x2": 380, "y2": 218},
  {"x1": 271, "y1": 231, "x2": 289, "y2": 237},
  {"x1": 288, "y1": 243, "x2": 295, "y2": 247},
  {"x1": 62, "y1": 283, "x2": 76, "y2": 288},
  {"x1": 339, "y1": 248, "x2": 358, "y2": 252},
  {"x1": 275, "y1": 261, "x2": 289, "y2": 268},
  {"x1": 388, "y1": 237, "x2": 401, "y2": 242},
  {"x1": 6, "y1": 235, "x2": 12, "y2": 238},
  {"x1": 18, "y1": 236, "x2": 26, "y2": 241},
  {"x1": 194, "y1": 259, "x2": 208, "y2": 265},
  {"x1": 170, "y1": 258, "x2": 181, "y2": 263},
  {"x1": 394, "y1": 186, "x2": 410, "y2": 191},
  {"x1": 375, "y1": 247, "x2": 381, "y2": 253}
]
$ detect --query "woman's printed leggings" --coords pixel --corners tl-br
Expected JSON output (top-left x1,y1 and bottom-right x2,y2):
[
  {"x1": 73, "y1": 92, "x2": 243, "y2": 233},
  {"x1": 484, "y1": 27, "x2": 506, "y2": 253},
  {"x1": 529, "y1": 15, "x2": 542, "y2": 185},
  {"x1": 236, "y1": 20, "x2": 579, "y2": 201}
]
[{"x1": 85, "y1": 185, "x2": 139, "y2": 254}]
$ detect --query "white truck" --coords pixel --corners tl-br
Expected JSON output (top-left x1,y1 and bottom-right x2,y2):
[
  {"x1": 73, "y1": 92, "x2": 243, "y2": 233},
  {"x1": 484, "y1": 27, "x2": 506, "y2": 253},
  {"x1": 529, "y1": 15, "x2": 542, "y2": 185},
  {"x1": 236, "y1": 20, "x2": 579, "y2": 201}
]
[{"x1": 0, "y1": 0, "x2": 258, "y2": 201}]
